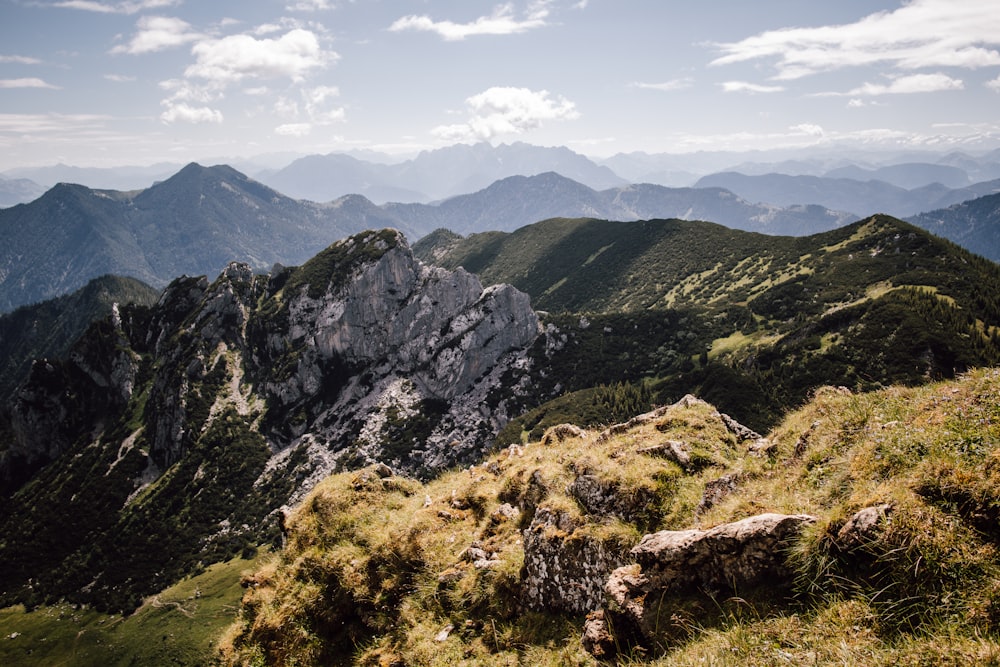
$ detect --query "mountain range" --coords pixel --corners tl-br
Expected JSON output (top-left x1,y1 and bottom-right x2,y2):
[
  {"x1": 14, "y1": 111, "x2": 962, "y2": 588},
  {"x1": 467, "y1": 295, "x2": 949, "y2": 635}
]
[
  {"x1": 7, "y1": 143, "x2": 1000, "y2": 207},
  {"x1": 0, "y1": 165, "x2": 861, "y2": 313},
  {"x1": 4, "y1": 212, "x2": 1000, "y2": 619},
  {"x1": 0, "y1": 163, "x2": 407, "y2": 312},
  {"x1": 260, "y1": 141, "x2": 628, "y2": 203},
  {"x1": 8, "y1": 156, "x2": 1000, "y2": 315},
  {"x1": 696, "y1": 171, "x2": 1000, "y2": 218}
]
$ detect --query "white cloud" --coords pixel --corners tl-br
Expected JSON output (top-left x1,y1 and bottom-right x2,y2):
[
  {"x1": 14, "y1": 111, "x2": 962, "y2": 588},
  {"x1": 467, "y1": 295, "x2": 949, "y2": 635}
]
[
  {"x1": 159, "y1": 78, "x2": 221, "y2": 103},
  {"x1": 389, "y1": 2, "x2": 553, "y2": 41},
  {"x1": 0, "y1": 77, "x2": 60, "y2": 89},
  {"x1": 286, "y1": 0, "x2": 333, "y2": 11},
  {"x1": 54, "y1": 0, "x2": 182, "y2": 15},
  {"x1": 185, "y1": 29, "x2": 335, "y2": 84},
  {"x1": 160, "y1": 102, "x2": 223, "y2": 124},
  {"x1": 813, "y1": 72, "x2": 965, "y2": 98},
  {"x1": 988, "y1": 76, "x2": 1000, "y2": 92},
  {"x1": 104, "y1": 73, "x2": 136, "y2": 82},
  {"x1": 111, "y1": 16, "x2": 203, "y2": 55},
  {"x1": 0, "y1": 55, "x2": 42, "y2": 65},
  {"x1": 631, "y1": 78, "x2": 693, "y2": 92},
  {"x1": 790, "y1": 123, "x2": 824, "y2": 137},
  {"x1": 432, "y1": 86, "x2": 578, "y2": 142},
  {"x1": 711, "y1": 0, "x2": 1000, "y2": 79},
  {"x1": 0, "y1": 113, "x2": 110, "y2": 137},
  {"x1": 274, "y1": 96, "x2": 300, "y2": 119},
  {"x1": 845, "y1": 72, "x2": 964, "y2": 96},
  {"x1": 721, "y1": 81, "x2": 784, "y2": 93},
  {"x1": 274, "y1": 85, "x2": 345, "y2": 125},
  {"x1": 275, "y1": 122, "x2": 313, "y2": 136}
]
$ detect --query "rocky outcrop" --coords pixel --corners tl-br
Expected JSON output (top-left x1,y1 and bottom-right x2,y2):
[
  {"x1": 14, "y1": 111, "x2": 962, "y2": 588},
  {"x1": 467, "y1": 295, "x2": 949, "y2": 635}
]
[
  {"x1": 602, "y1": 513, "x2": 816, "y2": 650},
  {"x1": 521, "y1": 507, "x2": 629, "y2": 614},
  {"x1": 253, "y1": 229, "x2": 541, "y2": 481},
  {"x1": 7, "y1": 311, "x2": 140, "y2": 474},
  {"x1": 0, "y1": 228, "x2": 544, "y2": 610}
]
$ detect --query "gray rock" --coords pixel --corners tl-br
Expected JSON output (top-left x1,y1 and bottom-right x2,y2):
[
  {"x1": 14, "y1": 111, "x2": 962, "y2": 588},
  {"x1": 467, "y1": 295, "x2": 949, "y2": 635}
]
[
  {"x1": 604, "y1": 513, "x2": 816, "y2": 644},
  {"x1": 521, "y1": 507, "x2": 629, "y2": 614}
]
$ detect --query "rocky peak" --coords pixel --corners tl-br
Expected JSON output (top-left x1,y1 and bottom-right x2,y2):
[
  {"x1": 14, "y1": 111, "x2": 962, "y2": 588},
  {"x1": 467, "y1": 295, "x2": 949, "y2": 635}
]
[
  {"x1": 256, "y1": 228, "x2": 541, "y2": 476},
  {"x1": 0, "y1": 228, "x2": 543, "y2": 611}
]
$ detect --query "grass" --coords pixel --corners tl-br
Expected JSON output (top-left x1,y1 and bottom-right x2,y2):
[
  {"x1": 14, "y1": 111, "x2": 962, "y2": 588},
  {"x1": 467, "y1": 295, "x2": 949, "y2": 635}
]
[
  {"x1": 220, "y1": 368, "x2": 1000, "y2": 665},
  {"x1": 15, "y1": 366, "x2": 1000, "y2": 665},
  {"x1": 0, "y1": 551, "x2": 265, "y2": 667}
]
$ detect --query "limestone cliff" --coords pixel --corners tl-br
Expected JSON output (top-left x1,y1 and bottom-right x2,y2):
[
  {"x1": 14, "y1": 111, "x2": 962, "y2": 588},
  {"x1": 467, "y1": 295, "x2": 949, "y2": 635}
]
[{"x1": 0, "y1": 229, "x2": 542, "y2": 611}]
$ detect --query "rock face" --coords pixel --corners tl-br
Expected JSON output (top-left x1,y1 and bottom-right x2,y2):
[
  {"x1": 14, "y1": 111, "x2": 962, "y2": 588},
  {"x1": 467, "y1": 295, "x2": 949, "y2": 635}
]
[
  {"x1": 604, "y1": 513, "x2": 816, "y2": 647},
  {"x1": 521, "y1": 507, "x2": 629, "y2": 614},
  {"x1": 253, "y1": 230, "x2": 541, "y2": 480},
  {"x1": 1, "y1": 228, "x2": 543, "y2": 610}
]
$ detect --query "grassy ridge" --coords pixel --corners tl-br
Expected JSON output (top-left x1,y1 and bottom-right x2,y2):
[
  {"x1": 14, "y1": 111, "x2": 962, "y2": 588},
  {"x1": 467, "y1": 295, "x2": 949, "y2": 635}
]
[
  {"x1": 0, "y1": 552, "x2": 263, "y2": 666},
  {"x1": 220, "y1": 368, "x2": 1000, "y2": 665}
]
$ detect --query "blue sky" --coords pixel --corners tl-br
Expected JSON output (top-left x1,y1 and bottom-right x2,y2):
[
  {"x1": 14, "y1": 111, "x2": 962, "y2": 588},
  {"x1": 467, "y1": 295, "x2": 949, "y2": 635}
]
[{"x1": 1, "y1": 0, "x2": 999, "y2": 169}]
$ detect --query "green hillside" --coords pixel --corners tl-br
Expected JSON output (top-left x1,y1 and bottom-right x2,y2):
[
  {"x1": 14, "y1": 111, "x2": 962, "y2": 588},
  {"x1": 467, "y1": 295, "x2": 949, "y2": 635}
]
[{"x1": 417, "y1": 215, "x2": 1000, "y2": 432}]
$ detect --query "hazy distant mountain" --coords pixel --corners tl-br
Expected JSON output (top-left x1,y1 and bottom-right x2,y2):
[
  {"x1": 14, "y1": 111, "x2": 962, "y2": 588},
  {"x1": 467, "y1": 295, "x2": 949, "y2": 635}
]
[
  {"x1": 2, "y1": 163, "x2": 182, "y2": 191},
  {"x1": 936, "y1": 150, "x2": 1000, "y2": 182},
  {"x1": 257, "y1": 152, "x2": 427, "y2": 203},
  {"x1": 400, "y1": 142, "x2": 627, "y2": 198},
  {"x1": 823, "y1": 162, "x2": 970, "y2": 189},
  {"x1": 262, "y1": 141, "x2": 627, "y2": 203},
  {"x1": 907, "y1": 192, "x2": 1000, "y2": 262},
  {"x1": 385, "y1": 172, "x2": 857, "y2": 237},
  {"x1": 695, "y1": 172, "x2": 1000, "y2": 217},
  {"x1": 0, "y1": 176, "x2": 45, "y2": 207},
  {"x1": 0, "y1": 163, "x2": 413, "y2": 312}
]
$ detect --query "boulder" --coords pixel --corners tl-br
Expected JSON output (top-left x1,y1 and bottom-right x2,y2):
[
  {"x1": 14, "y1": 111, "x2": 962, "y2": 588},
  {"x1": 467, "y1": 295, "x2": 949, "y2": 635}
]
[
  {"x1": 521, "y1": 507, "x2": 629, "y2": 614},
  {"x1": 603, "y1": 512, "x2": 816, "y2": 647}
]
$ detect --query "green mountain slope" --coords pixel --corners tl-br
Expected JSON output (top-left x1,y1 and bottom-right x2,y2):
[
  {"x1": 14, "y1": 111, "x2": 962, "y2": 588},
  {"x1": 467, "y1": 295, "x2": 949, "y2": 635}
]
[
  {"x1": 3, "y1": 215, "x2": 1000, "y2": 633},
  {"x1": 417, "y1": 215, "x2": 1000, "y2": 430}
]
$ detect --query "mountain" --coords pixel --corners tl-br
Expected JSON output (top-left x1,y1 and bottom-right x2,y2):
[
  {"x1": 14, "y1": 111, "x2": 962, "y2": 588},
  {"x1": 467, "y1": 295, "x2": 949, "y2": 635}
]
[
  {"x1": 694, "y1": 171, "x2": 1000, "y2": 218},
  {"x1": 0, "y1": 230, "x2": 542, "y2": 612},
  {"x1": 0, "y1": 274, "x2": 160, "y2": 406},
  {"x1": 0, "y1": 163, "x2": 412, "y2": 312},
  {"x1": 0, "y1": 166, "x2": 860, "y2": 312},
  {"x1": 0, "y1": 176, "x2": 45, "y2": 207},
  {"x1": 0, "y1": 275, "x2": 160, "y2": 494},
  {"x1": 415, "y1": 214, "x2": 1000, "y2": 426},
  {"x1": 1, "y1": 163, "x2": 182, "y2": 191},
  {"x1": 256, "y1": 152, "x2": 427, "y2": 204},
  {"x1": 823, "y1": 162, "x2": 971, "y2": 189},
  {"x1": 386, "y1": 172, "x2": 857, "y2": 237},
  {"x1": 3, "y1": 213, "x2": 1000, "y2": 640},
  {"x1": 262, "y1": 141, "x2": 628, "y2": 203},
  {"x1": 907, "y1": 192, "x2": 1000, "y2": 262}
]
